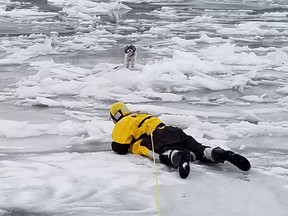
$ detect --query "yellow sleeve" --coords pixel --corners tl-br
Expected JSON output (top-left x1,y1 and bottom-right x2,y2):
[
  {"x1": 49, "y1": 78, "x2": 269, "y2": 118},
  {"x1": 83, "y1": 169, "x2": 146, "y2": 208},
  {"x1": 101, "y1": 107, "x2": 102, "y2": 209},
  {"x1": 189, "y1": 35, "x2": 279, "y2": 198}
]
[{"x1": 111, "y1": 118, "x2": 134, "y2": 145}]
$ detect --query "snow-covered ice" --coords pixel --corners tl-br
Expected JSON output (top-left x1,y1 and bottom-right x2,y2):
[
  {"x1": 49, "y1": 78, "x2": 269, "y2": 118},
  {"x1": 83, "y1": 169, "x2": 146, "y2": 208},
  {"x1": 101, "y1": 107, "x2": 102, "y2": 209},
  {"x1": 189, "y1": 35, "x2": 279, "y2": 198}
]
[{"x1": 0, "y1": 0, "x2": 288, "y2": 215}]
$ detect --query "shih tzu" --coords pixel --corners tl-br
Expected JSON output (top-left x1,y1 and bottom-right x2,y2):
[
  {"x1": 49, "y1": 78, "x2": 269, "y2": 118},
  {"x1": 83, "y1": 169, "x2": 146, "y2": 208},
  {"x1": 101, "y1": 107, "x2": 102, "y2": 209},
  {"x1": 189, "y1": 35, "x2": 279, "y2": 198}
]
[{"x1": 124, "y1": 44, "x2": 136, "y2": 69}]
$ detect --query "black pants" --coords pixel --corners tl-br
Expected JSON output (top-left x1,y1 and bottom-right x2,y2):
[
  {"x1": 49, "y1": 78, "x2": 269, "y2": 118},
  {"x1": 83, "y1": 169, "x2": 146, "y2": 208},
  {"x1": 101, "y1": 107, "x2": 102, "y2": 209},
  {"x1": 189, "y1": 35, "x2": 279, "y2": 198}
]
[{"x1": 140, "y1": 126, "x2": 209, "y2": 162}]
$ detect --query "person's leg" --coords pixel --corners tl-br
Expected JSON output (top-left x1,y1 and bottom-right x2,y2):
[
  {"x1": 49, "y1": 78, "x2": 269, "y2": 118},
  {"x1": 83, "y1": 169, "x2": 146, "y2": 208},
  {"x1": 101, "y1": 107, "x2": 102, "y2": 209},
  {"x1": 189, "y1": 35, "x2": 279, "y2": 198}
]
[
  {"x1": 203, "y1": 147, "x2": 251, "y2": 171},
  {"x1": 159, "y1": 149, "x2": 191, "y2": 179},
  {"x1": 180, "y1": 131, "x2": 208, "y2": 162},
  {"x1": 140, "y1": 126, "x2": 190, "y2": 178},
  {"x1": 180, "y1": 130, "x2": 251, "y2": 171}
]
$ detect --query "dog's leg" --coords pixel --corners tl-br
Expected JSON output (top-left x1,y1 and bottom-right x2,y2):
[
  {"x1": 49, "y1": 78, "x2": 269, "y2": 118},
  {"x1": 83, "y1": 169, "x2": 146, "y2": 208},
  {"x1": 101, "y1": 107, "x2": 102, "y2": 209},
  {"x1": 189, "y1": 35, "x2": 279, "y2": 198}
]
[
  {"x1": 130, "y1": 54, "x2": 136, "y2": 69},
  {"x1": 124, "y1": 54, "x2": 130, "y2": 68}
]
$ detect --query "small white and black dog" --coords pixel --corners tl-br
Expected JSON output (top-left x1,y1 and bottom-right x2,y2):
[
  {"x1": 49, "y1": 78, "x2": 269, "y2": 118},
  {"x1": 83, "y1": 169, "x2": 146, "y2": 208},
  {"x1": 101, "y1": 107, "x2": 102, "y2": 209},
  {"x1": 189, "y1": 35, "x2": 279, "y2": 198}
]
[{"x1": 124, "y1": 44, "x2": 136, "y2": 69}]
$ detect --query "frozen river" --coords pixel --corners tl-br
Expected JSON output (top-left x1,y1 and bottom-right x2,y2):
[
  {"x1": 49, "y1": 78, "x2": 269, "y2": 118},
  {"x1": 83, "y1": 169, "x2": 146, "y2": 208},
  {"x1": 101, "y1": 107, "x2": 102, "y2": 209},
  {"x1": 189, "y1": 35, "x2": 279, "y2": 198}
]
[{"x1": 1, "y1": 0, "x2": 288, "y2": 215}]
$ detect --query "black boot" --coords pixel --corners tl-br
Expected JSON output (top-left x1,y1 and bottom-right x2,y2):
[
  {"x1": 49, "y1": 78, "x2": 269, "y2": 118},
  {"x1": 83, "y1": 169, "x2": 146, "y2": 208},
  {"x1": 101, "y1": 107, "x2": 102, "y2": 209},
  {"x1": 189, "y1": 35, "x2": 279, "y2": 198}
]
[
  {"x1": 211, "y1": 147, "x2": 251, "y2": 171},
  {"x1": 160, "y1": 149, "x2": 191, "y2": 179},
  {"x1": 172, "y1": 149, "x2": 191, "y2": 179}
]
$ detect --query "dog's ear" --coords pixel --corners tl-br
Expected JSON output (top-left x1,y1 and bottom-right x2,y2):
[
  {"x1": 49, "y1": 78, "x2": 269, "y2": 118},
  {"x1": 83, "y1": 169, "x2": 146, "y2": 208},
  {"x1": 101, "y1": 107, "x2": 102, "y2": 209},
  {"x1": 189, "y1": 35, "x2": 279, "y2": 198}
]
[
  {"x1": 130, "y1": 45, "x2": 136, "y2": 52},
  {"x1": 124, "y1": 45, "x2": 128, "y2": 53},
  {"x1": 124, "y1": 45, "x2": 131, "y2": 53}
]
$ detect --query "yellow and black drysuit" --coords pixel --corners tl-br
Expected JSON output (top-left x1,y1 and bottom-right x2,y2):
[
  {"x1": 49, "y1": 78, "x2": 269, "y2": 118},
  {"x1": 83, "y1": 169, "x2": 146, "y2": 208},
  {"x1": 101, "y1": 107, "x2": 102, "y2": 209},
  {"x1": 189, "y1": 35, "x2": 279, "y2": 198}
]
[
  {"x1": 111, "y1": 113, "x2": 209, "y2": 166},
  {"x1": 110, "y1": 102, "x2": 251, "y2": 173}
]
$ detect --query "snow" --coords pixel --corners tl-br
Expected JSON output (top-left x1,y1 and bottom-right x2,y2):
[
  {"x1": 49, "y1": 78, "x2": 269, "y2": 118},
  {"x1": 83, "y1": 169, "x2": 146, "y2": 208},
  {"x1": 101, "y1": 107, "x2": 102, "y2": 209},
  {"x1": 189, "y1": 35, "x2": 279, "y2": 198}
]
[{"x1": 0, "y1": 0, "x2": 288, "y2": 215}]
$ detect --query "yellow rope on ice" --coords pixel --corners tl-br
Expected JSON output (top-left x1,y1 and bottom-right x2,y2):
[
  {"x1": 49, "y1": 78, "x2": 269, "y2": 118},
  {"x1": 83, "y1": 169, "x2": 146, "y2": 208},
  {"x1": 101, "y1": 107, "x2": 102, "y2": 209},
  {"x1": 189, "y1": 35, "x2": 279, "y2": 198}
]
[{"x1": 150, "y1": 131, "x2": 161, "y2": 216}]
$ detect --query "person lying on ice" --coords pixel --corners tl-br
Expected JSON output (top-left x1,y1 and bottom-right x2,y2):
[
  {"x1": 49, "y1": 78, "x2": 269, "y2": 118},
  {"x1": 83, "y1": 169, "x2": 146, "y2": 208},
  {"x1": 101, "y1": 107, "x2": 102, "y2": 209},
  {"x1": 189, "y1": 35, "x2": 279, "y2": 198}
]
[{"x1": 109, "y1": 102, "x2": 251, "y2": 179}]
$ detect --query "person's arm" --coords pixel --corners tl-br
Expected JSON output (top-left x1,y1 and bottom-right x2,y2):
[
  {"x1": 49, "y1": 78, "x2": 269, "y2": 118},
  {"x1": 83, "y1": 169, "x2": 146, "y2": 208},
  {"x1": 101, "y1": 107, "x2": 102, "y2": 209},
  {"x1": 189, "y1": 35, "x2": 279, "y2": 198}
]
[{"x1": 111, "y1": 141, "x2": 130, "y2": 155}]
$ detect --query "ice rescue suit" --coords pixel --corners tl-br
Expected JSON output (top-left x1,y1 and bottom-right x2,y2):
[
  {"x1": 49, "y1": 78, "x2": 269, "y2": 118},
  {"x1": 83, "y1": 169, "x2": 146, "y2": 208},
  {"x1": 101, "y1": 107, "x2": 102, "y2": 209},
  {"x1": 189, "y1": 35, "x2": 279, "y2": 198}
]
[
  {"x1": 110, "y1": 102, "x2": 251, "y2": 174},
  {"x1": 111, "y1": 113, "x2": 206, "y2": 160}
]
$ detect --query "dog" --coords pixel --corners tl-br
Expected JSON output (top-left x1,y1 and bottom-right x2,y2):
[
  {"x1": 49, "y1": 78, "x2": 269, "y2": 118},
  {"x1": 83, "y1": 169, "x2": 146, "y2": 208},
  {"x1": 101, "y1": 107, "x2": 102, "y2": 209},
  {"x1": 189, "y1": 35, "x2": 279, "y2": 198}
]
[{"x1": 124, "y1": 44, "x2": 136, "y2": 69}]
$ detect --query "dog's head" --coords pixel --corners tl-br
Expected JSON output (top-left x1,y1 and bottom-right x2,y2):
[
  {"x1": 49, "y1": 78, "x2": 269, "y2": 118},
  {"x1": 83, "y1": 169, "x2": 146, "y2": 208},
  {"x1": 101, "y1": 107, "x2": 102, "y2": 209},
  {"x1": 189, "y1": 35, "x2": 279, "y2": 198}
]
[{"x1": 124, "y1": 45, "x2": 136, "y2": 56}]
